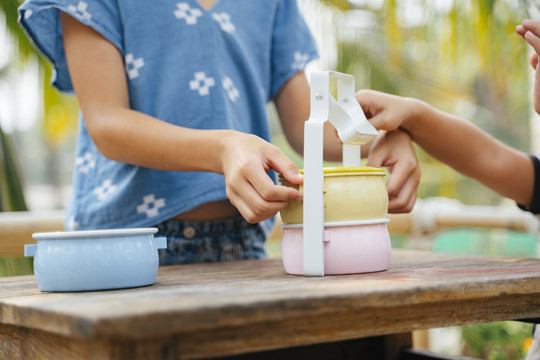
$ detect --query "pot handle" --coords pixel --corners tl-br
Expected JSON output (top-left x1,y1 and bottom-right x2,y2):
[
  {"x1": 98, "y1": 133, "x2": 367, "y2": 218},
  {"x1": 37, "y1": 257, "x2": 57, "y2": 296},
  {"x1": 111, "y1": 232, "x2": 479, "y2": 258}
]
[
  {"x1": 24, "y1": 244, "x2": 37, "y2": 257},
  {"x1": 153, "y1": 236, "x2": 167, "y2": 250},
  {"x1": 323, "y1": 230, "x2": 331, "y2": 243}
]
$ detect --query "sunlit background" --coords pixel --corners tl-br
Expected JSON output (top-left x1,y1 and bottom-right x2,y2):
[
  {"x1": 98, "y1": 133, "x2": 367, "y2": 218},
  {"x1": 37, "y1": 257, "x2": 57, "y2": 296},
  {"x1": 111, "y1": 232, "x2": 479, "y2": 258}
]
[{"x1": 1, "y1": 0, "x2": 539, "y2": 358}]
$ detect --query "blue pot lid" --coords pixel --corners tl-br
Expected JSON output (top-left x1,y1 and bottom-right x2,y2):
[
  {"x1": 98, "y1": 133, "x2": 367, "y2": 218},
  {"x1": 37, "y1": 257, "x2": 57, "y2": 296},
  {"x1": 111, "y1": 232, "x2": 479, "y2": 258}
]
[{"x1": 32, "y1": 228, "x2": 158, "y2": 240}]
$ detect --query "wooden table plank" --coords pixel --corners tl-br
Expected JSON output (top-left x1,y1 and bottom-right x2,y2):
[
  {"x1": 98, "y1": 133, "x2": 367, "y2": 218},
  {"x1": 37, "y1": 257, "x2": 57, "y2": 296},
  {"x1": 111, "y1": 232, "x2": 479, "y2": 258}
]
[{"x1": 2, "y1": 250, "x2": 540, "y2": 359}]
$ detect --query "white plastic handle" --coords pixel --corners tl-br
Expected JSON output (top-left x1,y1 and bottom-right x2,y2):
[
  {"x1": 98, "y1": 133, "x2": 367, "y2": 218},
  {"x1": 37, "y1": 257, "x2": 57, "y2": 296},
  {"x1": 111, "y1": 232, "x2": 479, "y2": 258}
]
[{"x1": 302, "y1": 71, "x2": 378, "y2": 277}]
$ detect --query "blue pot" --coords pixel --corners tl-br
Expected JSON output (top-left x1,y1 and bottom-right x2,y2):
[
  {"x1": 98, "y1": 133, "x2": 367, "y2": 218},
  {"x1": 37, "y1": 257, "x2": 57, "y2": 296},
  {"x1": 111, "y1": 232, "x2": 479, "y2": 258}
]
[{"x1": 25, "y1": 228, "x2": 167, "y2": 292}]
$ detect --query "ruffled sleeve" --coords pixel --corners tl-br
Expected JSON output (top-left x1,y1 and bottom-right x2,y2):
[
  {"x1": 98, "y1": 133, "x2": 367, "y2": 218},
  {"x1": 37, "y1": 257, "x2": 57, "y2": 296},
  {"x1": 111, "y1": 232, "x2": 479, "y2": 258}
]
[
  {"x1": 18, "y1": 0, "x2": 123, "y2": 93},
  {"x1": 269, "y1": 0, "x2": 319, "y2": 99}
]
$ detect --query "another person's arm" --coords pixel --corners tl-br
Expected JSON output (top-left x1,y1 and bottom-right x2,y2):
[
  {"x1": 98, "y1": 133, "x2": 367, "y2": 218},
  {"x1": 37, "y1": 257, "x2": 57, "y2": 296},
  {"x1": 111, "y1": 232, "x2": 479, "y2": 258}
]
[{"x1": 355, "y1": 90, "x2": 534, "y2": 206}]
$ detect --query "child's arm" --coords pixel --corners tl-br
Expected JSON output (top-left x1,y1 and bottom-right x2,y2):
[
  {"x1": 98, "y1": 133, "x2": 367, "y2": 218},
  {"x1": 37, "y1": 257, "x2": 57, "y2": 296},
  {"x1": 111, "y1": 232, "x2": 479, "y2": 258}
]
[
  {"x1": 273, "y1": 71, "x2": 344, "y2": 162},
  {"x1": 355, "y1": 90, "x2": 534, "y2": 206},
  {"x1": 60, "y1": 12, "x2": 303, "y2": 224},
  {"x1": 274, "y1": 72, "x2": 421, "y2": 213}
]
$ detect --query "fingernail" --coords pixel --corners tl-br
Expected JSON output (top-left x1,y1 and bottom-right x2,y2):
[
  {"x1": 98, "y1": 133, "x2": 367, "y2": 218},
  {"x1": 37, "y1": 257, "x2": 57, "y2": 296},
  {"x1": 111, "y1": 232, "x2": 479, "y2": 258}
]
[{"x1": 523, "y1": 19, "x2": 533, "y2": 26}]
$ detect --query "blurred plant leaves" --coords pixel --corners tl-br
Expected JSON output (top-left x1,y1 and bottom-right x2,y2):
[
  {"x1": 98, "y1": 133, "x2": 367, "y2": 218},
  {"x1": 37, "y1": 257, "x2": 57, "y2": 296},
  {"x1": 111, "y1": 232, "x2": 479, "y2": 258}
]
[
  {"x1": 0, "y1": 123, "x2": 28, "y2": 211},
  {"x1": 1, "y1": 0, "x2": 34, "y2": 61},
  {"x1": 0, "y1": 0, "x2": 32, "y2": 211}
]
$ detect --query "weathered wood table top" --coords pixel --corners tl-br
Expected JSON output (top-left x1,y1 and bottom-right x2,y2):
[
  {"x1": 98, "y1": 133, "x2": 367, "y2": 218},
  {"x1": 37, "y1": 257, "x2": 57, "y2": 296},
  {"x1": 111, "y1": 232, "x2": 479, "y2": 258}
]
[{"x1": 2, "y1": 249, "x2": 540, "y2": 359}]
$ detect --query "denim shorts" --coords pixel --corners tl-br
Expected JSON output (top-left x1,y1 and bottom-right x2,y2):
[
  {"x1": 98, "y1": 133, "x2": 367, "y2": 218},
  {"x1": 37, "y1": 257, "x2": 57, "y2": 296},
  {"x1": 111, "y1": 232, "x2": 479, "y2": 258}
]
[{"x1": 156, "y1": 216, "x2": 268, "y2": 265}]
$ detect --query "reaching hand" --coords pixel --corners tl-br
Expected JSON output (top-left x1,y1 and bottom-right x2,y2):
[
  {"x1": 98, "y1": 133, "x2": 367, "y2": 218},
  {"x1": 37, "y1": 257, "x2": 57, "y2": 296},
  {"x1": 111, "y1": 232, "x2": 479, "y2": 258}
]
[
  {"x1": 220, "y1": 132, "x2": 303, "y2": 223},
  {"x1": 517, "y1": 19, "x2": 540, "y2": 115},
  {"x1": 367, "y1": 130, "x2": 420, "y2": 213},
  {"x1": 355, "y1": 90, "x2": 420, "y2": 133}
]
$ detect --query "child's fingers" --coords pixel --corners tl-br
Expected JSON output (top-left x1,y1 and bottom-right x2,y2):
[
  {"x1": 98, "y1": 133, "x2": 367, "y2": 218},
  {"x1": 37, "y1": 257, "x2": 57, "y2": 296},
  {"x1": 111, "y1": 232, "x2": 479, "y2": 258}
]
[
  {"x1": 366, "y1": 157, "x2": 419, "y2": 214},
  {"x1": 385, "y1": 159, "x2": 420, "y2": 213},
  {"x1": 227, "y1": 186, "x2": 286, "y2": 224},
  {"x1": 525, "y1": 30, "x2": 540, "y2": 56},
  {"x1": 516, "y1": 24, "x2": 527, "y2": 38},
  {"x1": 227, "y1": 174, "x2": 291, "y2": 223},
  {"x1": 530, "y1": 53, "x2": 539, "y2": 70},
  {"x1": 522, "y1": 20, "x2": 540, "y2": 55},
  {"x1": 362, "y1": 113, "x2": 385, "y2": 131},
  {"x1": 248, "y1": 170, "x2": 301, "y2": 203},
  {"x1": 385, "y1": 161, "x2": 420, "y2": 213},
  {"x1": 385, "y1": 164, "x2": 419, "y2": 200},
  {"x1": 388, "y1": 185, "x2": 418, "y2": 214},
  {"x1": 266, "y1": 149, "x2": 303, "y2": 186},
  {"x1": 356, "y1": 90, "x2": 400, "y2": 131},
  {"x1": 239, "y1": 150, "x2": 302, "y2": 202},
  {"x1": 522, "y1": 19, "x2": 540, "y2": 37}
]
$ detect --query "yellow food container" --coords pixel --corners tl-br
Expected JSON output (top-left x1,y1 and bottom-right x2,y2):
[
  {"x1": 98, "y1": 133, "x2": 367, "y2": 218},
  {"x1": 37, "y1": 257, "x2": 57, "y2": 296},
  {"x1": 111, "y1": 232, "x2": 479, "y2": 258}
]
[{"x1": 279, "y1": 166, "x2": 388, "y2": 224}]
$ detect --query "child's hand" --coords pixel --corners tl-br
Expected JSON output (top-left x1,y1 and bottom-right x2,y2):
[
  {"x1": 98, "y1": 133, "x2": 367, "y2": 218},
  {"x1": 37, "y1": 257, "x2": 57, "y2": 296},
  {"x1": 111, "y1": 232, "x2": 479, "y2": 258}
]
[
  {"x1": 517, "y1": 20, "x2": 540, "y2": 115},
  {"x1": 355, "y1": 90, "x2": 419, "y2": 132},
  {"x1": 367, "y1": 129, "x2": 420, "y2": 213},
  {"x1": 220, "y1": 132, "x2": 303, "y2": 224}
]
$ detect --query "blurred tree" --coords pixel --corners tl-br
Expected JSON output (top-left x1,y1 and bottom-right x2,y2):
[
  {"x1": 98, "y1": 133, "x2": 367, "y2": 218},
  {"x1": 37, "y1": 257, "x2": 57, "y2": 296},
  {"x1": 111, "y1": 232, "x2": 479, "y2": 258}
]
[
  {"x1": 0, "y1": 0, "x2": 29, "y2": 211},
  {"x1": 0, "y1": 113, "x2": 27, "y2": 211},
  {"x1": 0, "y1": 0, "x2": 78, "y2": 211}
]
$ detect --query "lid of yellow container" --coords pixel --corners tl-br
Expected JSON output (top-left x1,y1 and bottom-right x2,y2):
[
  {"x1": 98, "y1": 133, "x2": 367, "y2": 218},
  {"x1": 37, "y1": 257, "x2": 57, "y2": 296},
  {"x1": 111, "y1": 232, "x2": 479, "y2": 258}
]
[{"x1": 299, "y1": 166, "x2": 385, "y2": 175}]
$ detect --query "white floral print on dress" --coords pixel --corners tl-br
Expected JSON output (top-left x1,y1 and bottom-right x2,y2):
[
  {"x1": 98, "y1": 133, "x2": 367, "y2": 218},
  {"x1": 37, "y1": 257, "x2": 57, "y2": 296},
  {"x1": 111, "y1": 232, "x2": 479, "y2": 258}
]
[
  {"x1": 136, "y1": 194, "x2": 166, "y2": 218},
  {"x1": 93, "y1": 179, "x2": 117, "y2": 201},
  {"x1": 189, "y1": 72, "x2": 215, "y2": 96},
  {"x1": 222, "y1": 76, "x2": 239, "y2": 102},
  {"x1": 212, "y1": 12, "x2": 235, "y2": 33},
  {"x1": 125, "y1": 53, "x2": 145, "y2": 80},
  {"x1": 68, "y1": 1, "x2": 92, "y2": 21},
  {"x1": 174, "y1": 3, "x2": 203, "y2": 25}
]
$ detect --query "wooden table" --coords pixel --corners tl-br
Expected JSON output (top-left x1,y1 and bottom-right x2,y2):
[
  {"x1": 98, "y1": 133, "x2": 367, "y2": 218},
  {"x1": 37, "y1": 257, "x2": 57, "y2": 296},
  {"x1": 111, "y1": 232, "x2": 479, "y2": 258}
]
[{"x1": 2, "y1": 249, "x2": 540, "y2": 360}]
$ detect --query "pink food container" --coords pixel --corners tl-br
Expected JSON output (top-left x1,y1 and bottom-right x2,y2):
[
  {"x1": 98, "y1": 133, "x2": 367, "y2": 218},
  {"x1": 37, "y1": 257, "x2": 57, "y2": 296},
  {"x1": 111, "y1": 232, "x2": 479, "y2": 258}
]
[
  {"x1": 280, "y1": 167, "x2": 391, "y2": 275},
  {"x1": 281, "y1": 220, "x2": 391, "y2": 275}
]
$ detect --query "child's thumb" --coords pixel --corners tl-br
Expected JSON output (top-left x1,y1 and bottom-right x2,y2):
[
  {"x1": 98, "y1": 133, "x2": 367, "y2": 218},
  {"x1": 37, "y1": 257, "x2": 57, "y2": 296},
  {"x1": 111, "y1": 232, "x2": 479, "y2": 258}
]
[
  {"x1": 366, "y1": 113, "x2": 387, "y2": 131},
  {"x1": 274, "y1": 157, "x2": 303, "y2": 186}
]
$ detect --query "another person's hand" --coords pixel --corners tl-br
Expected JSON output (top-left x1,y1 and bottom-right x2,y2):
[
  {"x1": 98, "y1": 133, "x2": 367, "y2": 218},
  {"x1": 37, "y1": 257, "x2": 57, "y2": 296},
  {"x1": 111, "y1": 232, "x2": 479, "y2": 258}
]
[
  {"x1": 517, "y1": 19, "x2": 540, "y2": 115},
  {"x1": 220, "y1": 132, "x2": 303, "y2": 223},
  {"x1": 355, "y1": 90, "x2": 420, "y2": 133},
  {"x1": 367, "y1": 129, "x2": 420, "y2": 213}
]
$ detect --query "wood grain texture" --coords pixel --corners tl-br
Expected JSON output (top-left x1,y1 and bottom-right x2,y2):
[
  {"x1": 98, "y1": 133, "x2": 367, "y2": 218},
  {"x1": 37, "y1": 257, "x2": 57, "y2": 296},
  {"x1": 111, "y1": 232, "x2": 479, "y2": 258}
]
[
  {"x1": 0, "y1": 324, "x2": 411, "y2": 360},
  {"x1": 1, "y1": 250, "x2": 540, "y2": 359}
]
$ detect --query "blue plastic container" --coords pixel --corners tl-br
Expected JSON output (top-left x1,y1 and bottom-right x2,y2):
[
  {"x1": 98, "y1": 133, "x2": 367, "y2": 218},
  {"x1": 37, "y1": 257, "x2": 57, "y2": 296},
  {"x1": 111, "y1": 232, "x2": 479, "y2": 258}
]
[{"x1": 25, "y1": 228, "x2": 167, "y2": 292}]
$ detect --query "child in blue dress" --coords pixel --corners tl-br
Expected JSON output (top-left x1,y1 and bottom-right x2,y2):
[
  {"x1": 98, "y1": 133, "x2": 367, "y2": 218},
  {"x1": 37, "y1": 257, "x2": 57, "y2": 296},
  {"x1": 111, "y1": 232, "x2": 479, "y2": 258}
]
[
  {"x1": 18, "y1": 0, "x2": 419, "y2": 264},
  {"x1": 19, "y1": 0, "x2": 415, "y2": 265}
]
